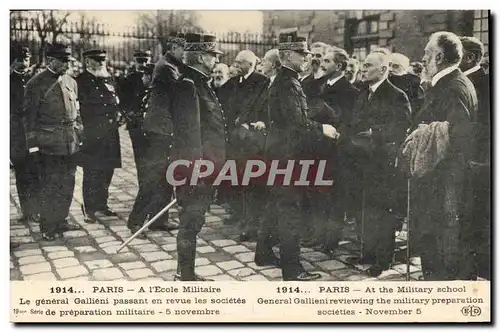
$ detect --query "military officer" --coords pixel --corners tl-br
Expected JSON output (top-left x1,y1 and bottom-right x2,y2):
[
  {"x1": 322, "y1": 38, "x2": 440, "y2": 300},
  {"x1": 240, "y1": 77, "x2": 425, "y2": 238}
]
[
  {"x1": 257, "y1": 32, "x2": 339, "y2": 281},
  {"x1": 10, "y1": 46, "x2": 39, "y2": 223},
  {"x1": 171, "y1": 32, "x2": 226, "y2": 281},
  {"x1": 23, "y1": 43, "x2": 82, "y2": 240},
  {"x1": 128, "y1": 33, "x2": 185, "y2": 236},
  {"x1": 120, "y1": 50, "x2": 152, "y2": 182},
  {"x1": 77, "y1": 49, "x2": 121, "y2": 223}
]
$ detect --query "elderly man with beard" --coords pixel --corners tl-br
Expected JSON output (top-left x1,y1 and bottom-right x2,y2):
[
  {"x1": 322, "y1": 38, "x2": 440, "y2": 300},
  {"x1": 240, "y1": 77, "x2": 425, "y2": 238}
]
[
  {"x1": 301, "y1": 46, "x2": 360, "y2": 254},
  {"x1": 77, "y1": 49, "x2": 121, "y2": 223},
  {"x1": 128, "y1": 33, "x2": 185, "y2": 237},
  {"x1": 261, "y1": 32, "x2": 339, "y2": 281},
  {"x1": 209, "y1": 63, "x2": 229, "y2": 93},
  {"x1": 301, "y1": 41, "x2": 328, "y2": 100},
  {"x1": 218, "y1": 49, "x2": 268, "y2": 241},
  {"x1": 23, "y1": 43, "x2": 82, "y2": 240},
  {"x1": 171, "y1": 33, "x2": 226, "y2": 281},
  {"x1": 347, "y1": 49, "x2": 411, "y2": 277},
  {"x1": 408, "y1": 31, "x2": 478, "y2": 281},
  {"x1": 459, "y1": 36, "x2": 490, "y2": 280}
]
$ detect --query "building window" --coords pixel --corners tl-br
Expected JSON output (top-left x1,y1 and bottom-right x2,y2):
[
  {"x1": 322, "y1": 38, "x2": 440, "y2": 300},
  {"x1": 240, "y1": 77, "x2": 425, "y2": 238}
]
[
  {"x1": 345, "y1": 15, "x2": 380, "y2": 61},
  {"x1": 473, "y1": 10, "x2": 489, "y2": 54}
]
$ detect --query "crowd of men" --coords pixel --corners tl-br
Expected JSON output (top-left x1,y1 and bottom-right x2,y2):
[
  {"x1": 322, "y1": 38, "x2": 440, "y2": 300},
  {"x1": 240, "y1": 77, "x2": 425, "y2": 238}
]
[{"x1": 10, "y1": 28, "x2": 490, "y2": 282}]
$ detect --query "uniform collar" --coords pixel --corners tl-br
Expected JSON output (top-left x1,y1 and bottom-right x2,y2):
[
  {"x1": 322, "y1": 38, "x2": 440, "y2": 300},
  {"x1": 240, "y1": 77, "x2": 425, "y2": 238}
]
[
  {"x1": 186, "y1": 65, "x2": 210, "y2": 82},
  {"x1": 431, "y1": 65, "x2": 459, "y2": 86},
  {"x1": 281, "y1": 65, "x2": 299, "y2": 79},
  {"x1": 463, "y1": 65, "x2": 482, "y2": 77}
]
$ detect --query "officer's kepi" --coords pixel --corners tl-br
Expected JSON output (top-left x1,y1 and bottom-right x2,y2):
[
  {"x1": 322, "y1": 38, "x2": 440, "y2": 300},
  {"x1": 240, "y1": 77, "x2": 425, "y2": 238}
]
[{"x1": 83, "y1": 49, "x2": 107, "y2": 61}]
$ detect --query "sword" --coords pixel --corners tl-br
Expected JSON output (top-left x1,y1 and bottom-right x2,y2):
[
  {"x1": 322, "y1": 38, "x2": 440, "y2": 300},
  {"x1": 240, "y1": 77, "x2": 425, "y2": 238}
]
[{"x1": 116, "y1": 198, "x2": 177, "y2": 253}]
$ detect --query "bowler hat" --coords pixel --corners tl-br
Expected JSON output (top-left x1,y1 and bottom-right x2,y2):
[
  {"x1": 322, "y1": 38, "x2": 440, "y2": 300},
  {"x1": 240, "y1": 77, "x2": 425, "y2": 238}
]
[
  {"x1": 83, "y1": 49, "x2": 107, "y2": 60},
  {"x1": 278, "y1": 32, "x2": 311, "y2": 54},
  {"x1": 46, "y1": 43, "x2": 75, "y2": 61},
  {"x1": 184, "y1": 32, "x2": 223, "y2": 55}
]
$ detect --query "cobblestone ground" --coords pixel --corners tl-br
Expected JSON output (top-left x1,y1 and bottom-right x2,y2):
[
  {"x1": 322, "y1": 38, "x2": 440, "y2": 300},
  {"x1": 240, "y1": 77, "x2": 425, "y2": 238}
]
[{"x1": 10, "y1": 128, "x2": 423, "y2": 282}]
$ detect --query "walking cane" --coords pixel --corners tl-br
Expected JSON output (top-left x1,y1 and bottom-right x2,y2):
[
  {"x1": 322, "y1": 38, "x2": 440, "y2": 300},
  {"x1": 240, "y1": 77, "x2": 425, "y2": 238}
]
[
  {"x1": 406, "y1": 178, "x2": 411, "y2": 281},
  {"x1": 116, "y1": 198, "x2": 177, "y2": 253}
]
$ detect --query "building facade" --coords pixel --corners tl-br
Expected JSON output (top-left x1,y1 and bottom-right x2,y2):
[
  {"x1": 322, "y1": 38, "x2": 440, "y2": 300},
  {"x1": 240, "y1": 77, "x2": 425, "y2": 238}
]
[{"x1": 262, "y1": 10, "x2": 489, "y2": 62}]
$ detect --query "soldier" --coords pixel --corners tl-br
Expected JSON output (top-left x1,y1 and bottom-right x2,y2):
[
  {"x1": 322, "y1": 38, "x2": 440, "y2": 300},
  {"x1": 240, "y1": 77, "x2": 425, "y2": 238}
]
[
  {"x1": 23, "y1": 43, "x2": 82, "y2": 240},
  {"x1": 10, "y1": 46, "x2": 39, "y2": 223},
  {"x1": 77, "y1": 49, "x2": 121, "y2": 223},
  {"x1": 171, "y1": 32, "x2": 226, "y2": 281},
  {"x1": 128, "y1": 33, "x2": 184, "y2": 237},
  {"x1": 459, "y1": 36, "x2": 490, "y2": 280},
  {"x1": 218, "y1": 50, "x2": 268, "y2": 241},
  {"x1": 347, "y1": 49, "x2": 411, "y2": 277},
  {"x1": 120, "y1": 50, "x2": 152, "y2": 189},
  {"x1": 258, "y1": 32, "x2": 339, "y2": 281}
]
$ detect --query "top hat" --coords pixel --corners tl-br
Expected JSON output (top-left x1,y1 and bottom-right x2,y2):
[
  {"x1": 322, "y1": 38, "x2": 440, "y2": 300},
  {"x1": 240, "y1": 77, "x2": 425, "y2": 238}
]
[
  {"x1": 278, "y1": 32, "x2": 311, "y2": 54},
  {"x1": 46, "y1": 43, "x2": 75, "y2": 61},
  {"x1": 83, "y1": 49, "x2": 107, "y2": 60},
  {"x1": 134, "y1": 50, "x2": 152, "y2": 59},
  {"x1": 184, "y1": 33, "x2": 223, "y2": 54},
  {"x1": 167, "y1": 31, "x2": 187, "y2": 46}
]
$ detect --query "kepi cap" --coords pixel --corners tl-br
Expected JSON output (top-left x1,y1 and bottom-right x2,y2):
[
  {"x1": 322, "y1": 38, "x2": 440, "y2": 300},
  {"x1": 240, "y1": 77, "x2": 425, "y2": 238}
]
[
  {"x1": 46, "y1": 43, "x2": 75, "y2": 61},
  {"x1": 184, "y1": 32, "x2": 223, "y2": 55},
  {"x1": 83, "y1": 49, "x2": 107, "y2": 60},
  {"x1": 278, "y1": 32, "x2": 311, "y2": 54},
  {"x1": 134, "y1": 50, "x2": 152, "y2": 59}
]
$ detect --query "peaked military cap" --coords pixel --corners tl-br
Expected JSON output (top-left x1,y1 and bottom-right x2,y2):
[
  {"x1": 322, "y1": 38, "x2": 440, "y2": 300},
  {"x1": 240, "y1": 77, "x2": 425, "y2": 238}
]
[
  {"x1": 168, "y1": 31, "x2": 187, "y2": 46},
  {"x1": 46, "y1": 43, "x2": 75, "y2": 61},
  {"x1": 19, "y1": 47, "x2": 31, "y2": 59},
  {"x1": 134, "y1": 50, "x2": 152, "y2": 58},
  {"x1": 83, "y1": 49, "x2": 107, "y2": 59},
  {"x1": 278, "y1": 32, "x2": 311, "y2": 54},
  {"x1": 184, "y1": 32, "x2": 223, "y2": 54},
  {"x1": 11, "y1": 46, "x2": 31, "y2": 62}
]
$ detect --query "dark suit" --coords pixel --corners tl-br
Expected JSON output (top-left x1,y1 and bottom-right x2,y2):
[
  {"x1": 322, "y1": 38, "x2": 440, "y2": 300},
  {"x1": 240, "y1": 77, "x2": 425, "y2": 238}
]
[
  {"x1": 389, "y1": 73, "x2": 424, "y2": 115},
  {"x1": 304, "y1": 75, "x2": 360, "y2": 250},
  {"x1": 348, "y1": 79, "x2": 411, "y2": 272},
  {"x1": 261, "y1": 66, "x2": 325, "y2": 280},
  {"x1": 128, "y1": 55, "x2": 181, "y2": 230},
  {"x1": 10, "y1": 70, "x2": 39, "y2": 220},
  {"x1": 172, "y1": 65, "x2": 227, "y2": 280},
  {"x1": 77, "y1": 71, "x2": 122, "y2": 212},
  {"x1": 217, "y1": 71, "x2": 268, "y2": 233},
  {"x1": 466, "y1": 67, "x2": 490, "y2": 280},
  {"x1": 24, "y1": 69, "x2": 82, "y2": 234},
  {"x1": 411, "y1": 68, "x2": 477, "y2": 280}
]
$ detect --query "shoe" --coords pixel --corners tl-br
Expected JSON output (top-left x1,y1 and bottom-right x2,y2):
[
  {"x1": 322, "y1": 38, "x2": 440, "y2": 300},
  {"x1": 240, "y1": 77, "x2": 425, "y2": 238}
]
[
  {"x1": 367, "y1": 265, "x2": 384, "y2": 278},
  {"x1": 85, "y1": 211, "x2": 98, "y2": 224},
  {"x1": 41, "y1": 232, "x2": 59, "y2": 241},
  {"x1": 293, "y1": 271, "x2": 322, "y2": 281},
  {"x1": 129, "y1": 226, "x2": 147, "y2": 240},
  {"x1": 238, "y1": 231, "x2": 257, "y2": 242},
  {"x1": 58, "y1": 222, "x2": 81, "y2": 233},
  {"x1": 255, "y1": 257, "x2": 281, "y2": 268},
  {"x1": 173, "y1": 273, "x2": 214, "y2": 281},
  {"x1": 98, "y1": 207, "x2": 118, "y2": 217},
  {"x1": 149, "y1": 223, "x2": 179, "y2": 232}
]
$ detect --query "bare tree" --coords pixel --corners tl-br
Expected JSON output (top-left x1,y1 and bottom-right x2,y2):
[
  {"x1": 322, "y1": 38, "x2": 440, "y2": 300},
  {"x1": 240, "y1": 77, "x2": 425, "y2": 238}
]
[
  {"x1": 33, "y1": 10, "x2": 71, "y2": 62},
  {"x1": 136, "y1": 10, "x2": 202, "y2": 39}
]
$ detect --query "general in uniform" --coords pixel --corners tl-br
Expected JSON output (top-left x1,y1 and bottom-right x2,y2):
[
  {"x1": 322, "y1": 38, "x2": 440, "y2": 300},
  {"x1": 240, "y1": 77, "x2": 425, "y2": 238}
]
[
  {"x1": 10, "y1": 46, "x2": 39, "y2": 223},
  {"x1": 171, "y1": 33, "x2": 226, "y2": 281},
  {"x1": 77, "y1": 49, "x2": 121, "y2": 222},
  {"x1": 23, "y1": 43, "x2": 82, "y2": 240}
]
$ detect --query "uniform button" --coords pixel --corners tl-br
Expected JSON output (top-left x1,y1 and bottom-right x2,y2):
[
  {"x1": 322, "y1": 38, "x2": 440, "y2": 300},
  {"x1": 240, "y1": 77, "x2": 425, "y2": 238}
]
[
  {"x1": 100, "y1": 94, "x2": 103, "y2": 97},
  {"x1": 104, "y1": 104, "x2": 107, "y2": 106}
]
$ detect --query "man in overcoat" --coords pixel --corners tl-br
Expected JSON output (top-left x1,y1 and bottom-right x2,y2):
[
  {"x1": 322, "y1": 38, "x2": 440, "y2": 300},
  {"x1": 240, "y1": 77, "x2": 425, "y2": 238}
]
[
  {"x1": 347, "y1": 49, "x2": 411, "y2": 277},
  {"x1": 24, "y1": 43, "x2": 82, "y2": 240},
  {"x1": 411, "y1": 31, "x2": 478, "y2": 280},
  {"x1": 171, "y1": 33, "x2": 226, "y2": 281},
  {"x1": 77, "y1": 49, "x2": 121, "y2": 223}
]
